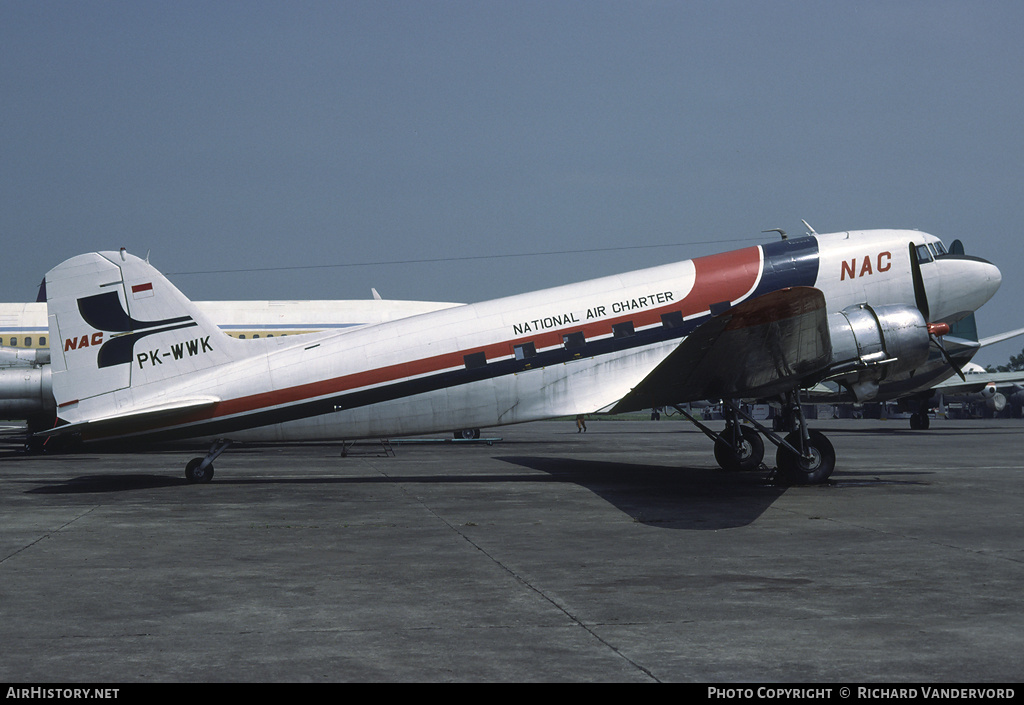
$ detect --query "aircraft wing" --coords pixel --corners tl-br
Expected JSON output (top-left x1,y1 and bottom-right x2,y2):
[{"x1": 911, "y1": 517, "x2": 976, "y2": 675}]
[
  {"x1": 932, "y1": 370, "x2": 1024, "y2": 395},
  {"x1": 609, "y1": 286, "x2": 831, "y2": 413},
  {"x1": 929, "y1": 324, "x2": 1024, "y2": 394}
]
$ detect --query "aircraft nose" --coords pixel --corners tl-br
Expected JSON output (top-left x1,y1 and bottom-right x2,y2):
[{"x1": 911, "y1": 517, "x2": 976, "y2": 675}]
[
  {"x1": 940, "y1": 253, "x2": 1001, "y2": 315},
  {"x1": 973, "y1": 255, "x2": 1002, "y2": 302}
]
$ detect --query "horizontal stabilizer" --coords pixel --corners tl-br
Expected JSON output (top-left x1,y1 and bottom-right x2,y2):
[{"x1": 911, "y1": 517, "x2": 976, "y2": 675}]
[
  {"x1": 38, "y1": 396, "x2": 220, "y2": 441},
  {"x1": 610, "y1": 287, "x2": 831, "y2": 412},
  {"x1": 978, "y1": 326, "x2": 1024, "y2": 348}
]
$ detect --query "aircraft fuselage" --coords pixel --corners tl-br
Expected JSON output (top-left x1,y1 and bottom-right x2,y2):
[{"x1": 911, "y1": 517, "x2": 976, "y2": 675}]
[{"x1": 43, "y1": 229, "x2": 1000, "y2": 445}]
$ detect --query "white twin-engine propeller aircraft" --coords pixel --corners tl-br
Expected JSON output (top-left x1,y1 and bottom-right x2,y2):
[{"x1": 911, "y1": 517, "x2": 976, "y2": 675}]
[{"x1": 38, "y1": 228, "x2": 1001, "y2": 485}]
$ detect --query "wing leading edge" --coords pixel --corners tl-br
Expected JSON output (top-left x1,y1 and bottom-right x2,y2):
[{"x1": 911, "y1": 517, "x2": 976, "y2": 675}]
[{"x1": 610, "y1": 286, "x2": 831, "y2": 413}]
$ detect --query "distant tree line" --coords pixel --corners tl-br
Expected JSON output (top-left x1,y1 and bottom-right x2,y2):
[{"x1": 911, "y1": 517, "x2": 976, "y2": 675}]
[{"x1": 986, "y1": 346, "x2": 1024, "y2": 373}]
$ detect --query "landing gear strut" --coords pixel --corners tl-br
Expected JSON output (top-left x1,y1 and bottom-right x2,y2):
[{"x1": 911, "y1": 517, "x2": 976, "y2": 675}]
[
  {"x1": 771, "y1": 394, "x2": 835, "y2": 485},
  {"x1": 674, "y1": 400, "x2": 766, "y2": 473},
  {"x1": 185, "y1": 438, "x2": 232, "y2": 483},
  {"x1": 907, "y1": 393, "x2": 931, "y2": 430},
  {"x1": 713, "y1": 403, "x2": 765, "y2": 471},
  {"x1": 775, "y1": 429, "x2": 835, "y2": 485},
  {"x1": 674, "y1": 394, "x2": 836, "y2": 485}
]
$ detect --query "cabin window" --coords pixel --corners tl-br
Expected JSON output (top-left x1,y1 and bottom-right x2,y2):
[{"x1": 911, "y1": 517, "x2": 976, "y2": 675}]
[
  {"x1": 514, "y1": 342, "x2": 537, "y2": 360},
  {"x1": 464, "y1": 351, "x2": 487, "y2": 369},
  {"x1": 8, "y1": 337, "x2": 15, "y2": 346},
  {"x1": 661, "y1": 311, "x2": 684, "y2": 329},
  {"x1": 40, "y1": 336, "x2": 46, "y2": 347},
  {"x1": 612, "y1": 321, "x2": 635, "y2": 338},
  {"x1": 25, "y1": 337, "x2": 32, "y2": 347},
  {"x1": 563, "y1": 331, "x2": 585, "y2": 350}
]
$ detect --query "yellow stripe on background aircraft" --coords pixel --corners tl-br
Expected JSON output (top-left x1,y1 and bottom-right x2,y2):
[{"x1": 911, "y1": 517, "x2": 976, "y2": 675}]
[{"x1": 12, "y1": 227, "x2": 1008, "y2": 485}]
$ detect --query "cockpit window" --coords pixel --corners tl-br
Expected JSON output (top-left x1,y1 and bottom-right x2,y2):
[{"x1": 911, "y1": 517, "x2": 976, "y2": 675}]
[
  {"x1": 915, "y1": 244, "x2": 933, "y2": 264},
  {"x1": 933, "y1": 241, "x2": 947, "y2": 255}
]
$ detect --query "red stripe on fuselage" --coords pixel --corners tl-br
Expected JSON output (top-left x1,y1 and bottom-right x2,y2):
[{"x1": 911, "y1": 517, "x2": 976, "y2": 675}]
[
  {"x1": 679, "y1": 246, "x2": 762, "y2": 313},
  {"x1": 179, "y1": 247, "x2": 764, "y2": 428}
]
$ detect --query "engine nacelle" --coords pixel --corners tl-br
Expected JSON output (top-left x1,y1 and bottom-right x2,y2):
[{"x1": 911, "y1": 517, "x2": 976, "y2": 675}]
[
  {"x1": 1010, "y1": 389, "x2": 1024, "y2": 418},
  {"x1": 987, "y1": 392, "x2": 1007, "y2": 413},
  {"x1": 0, "y1": 347, "x2": 50, "y2": 368},
  {"x1": 0, "y1": 365, "x2": 54, "y2": 419},
  {"x1": 826, "y1": 304, "x2": 931, "y2": 401}
]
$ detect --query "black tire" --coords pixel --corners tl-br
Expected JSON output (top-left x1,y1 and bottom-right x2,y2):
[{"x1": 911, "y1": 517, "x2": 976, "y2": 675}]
[
  {"x1": 714, "y1": 426, "x2": 765, "y2": 472},
  {"x1": 775, "y1": 430, "x2": 835, "y2": 485},
  {"x1": 185, "y1": 457, "x2": 214, "y2": 483},
  {"x1": 454, "y1": 428, "x2": 481, "y2": 440}
]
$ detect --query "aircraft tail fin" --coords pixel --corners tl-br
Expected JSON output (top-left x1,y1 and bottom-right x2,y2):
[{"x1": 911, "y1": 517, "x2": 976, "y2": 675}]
[
  {"x1": 947, "y1": 311, "x2": 1024, "y2": 349},
  {"x1": 44, "y1": 249, "x2": 251, "y2": 429},
  {"x1": 947, "y1": 311, "x2": 979, "y2": 344}
]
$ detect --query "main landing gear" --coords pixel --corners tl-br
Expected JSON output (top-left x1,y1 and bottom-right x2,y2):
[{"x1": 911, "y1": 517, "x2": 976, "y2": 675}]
[
  {"x1": 185, "y1": 438, "x2": 232, "y2": 483},
  {"x1": 674, "y1": 396, "x2": 836, "y2": 485}
]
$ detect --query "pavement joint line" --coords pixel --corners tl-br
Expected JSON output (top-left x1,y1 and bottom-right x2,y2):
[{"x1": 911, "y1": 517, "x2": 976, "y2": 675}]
[
  {"x1": 0, "y1": 505, "x2": 99, "y2": 565},
  {"x1": 364, "y1": 457, "x2": 663, "y2": 682}
]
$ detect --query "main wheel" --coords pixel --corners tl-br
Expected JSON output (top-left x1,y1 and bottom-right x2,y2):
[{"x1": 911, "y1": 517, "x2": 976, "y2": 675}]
[
  {"x1": 185, "y1": 457, "x2": 215, "y2": 483},
  {"x1": 454, "y1": 428, "x2": 481, "y2": 439},
  {"x1": 775, "y1": 430, "x2": 835, "y2": 485},
  {"x1": 714, "y1": 426, "x2": 765, "y2": 472}
]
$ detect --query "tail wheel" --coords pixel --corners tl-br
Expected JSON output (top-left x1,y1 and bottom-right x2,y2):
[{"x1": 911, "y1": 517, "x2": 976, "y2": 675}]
[
  {"x1": 185, "y1": 458, "x2": 215, "y2": 483},
  {"x1": 775, "y1": 430, "x2": 835, "y2": 485},
  {"x1": 714, "y1": 426, "x2": 765, "y2": 472}
]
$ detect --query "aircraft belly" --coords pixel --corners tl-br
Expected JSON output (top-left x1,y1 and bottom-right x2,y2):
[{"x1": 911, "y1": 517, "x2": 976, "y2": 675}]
[{"x1": 220, "y1": 341, "x2": 677, "y2": 442}]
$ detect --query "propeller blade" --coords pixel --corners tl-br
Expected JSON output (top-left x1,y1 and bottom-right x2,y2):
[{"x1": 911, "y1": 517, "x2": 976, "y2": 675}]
[
  {"x1": 909, "y1": 243, "x2": 930, "y2": 320},
  {"x1": 929, "y1": 327, "x2": 967, "y2": 381}
]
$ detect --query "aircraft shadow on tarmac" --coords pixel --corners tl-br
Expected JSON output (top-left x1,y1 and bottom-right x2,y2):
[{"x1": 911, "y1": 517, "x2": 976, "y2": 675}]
[
  {"x1": 24, "y1": 461, "x2": 783, "y2": 530},
  {"x1": 24, "y1": 472, "x2": 194, "y2": 493},
  {"x1": 20, "y1": 450, "x2": 780, "y2": 529},
  {"x1": 496, "y1": 455, "x2": 788, "y2": 530},
  {"x1": 18, "y1": 446, "x2": 927, "y2": 529}
]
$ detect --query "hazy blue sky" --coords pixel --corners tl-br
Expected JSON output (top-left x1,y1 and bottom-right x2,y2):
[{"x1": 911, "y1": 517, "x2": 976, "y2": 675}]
[{"x1": 3, "y1": 1, "x2": 1022, "y2": 366}]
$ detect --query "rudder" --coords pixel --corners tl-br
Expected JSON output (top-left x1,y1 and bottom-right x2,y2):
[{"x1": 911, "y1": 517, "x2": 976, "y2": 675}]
[{"x1": 45, "y1": 249, "x2": 248, "y2": 425}]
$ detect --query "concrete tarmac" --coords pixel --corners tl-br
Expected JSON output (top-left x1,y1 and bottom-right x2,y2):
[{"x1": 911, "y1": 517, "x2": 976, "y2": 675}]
[{"x1": 1, "y1": 417, "x2": 1021, "y2": 683}]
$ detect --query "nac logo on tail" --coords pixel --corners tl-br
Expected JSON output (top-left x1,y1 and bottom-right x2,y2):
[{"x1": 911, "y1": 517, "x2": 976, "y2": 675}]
[
  {"x1": 841, "y1": 252, "x2": 892, "y2": 281},
  {"x1": 65, "y1": 290, "x2": 201, "y2": 368},
  {"x1": 64, "y1": 332, "x2": 105, "y2": 351}
]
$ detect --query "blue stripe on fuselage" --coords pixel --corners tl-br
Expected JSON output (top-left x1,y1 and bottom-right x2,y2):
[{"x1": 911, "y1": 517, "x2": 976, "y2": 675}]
[{"x1": 751, "y1": 237, "x2": 820, "y2": 298}]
